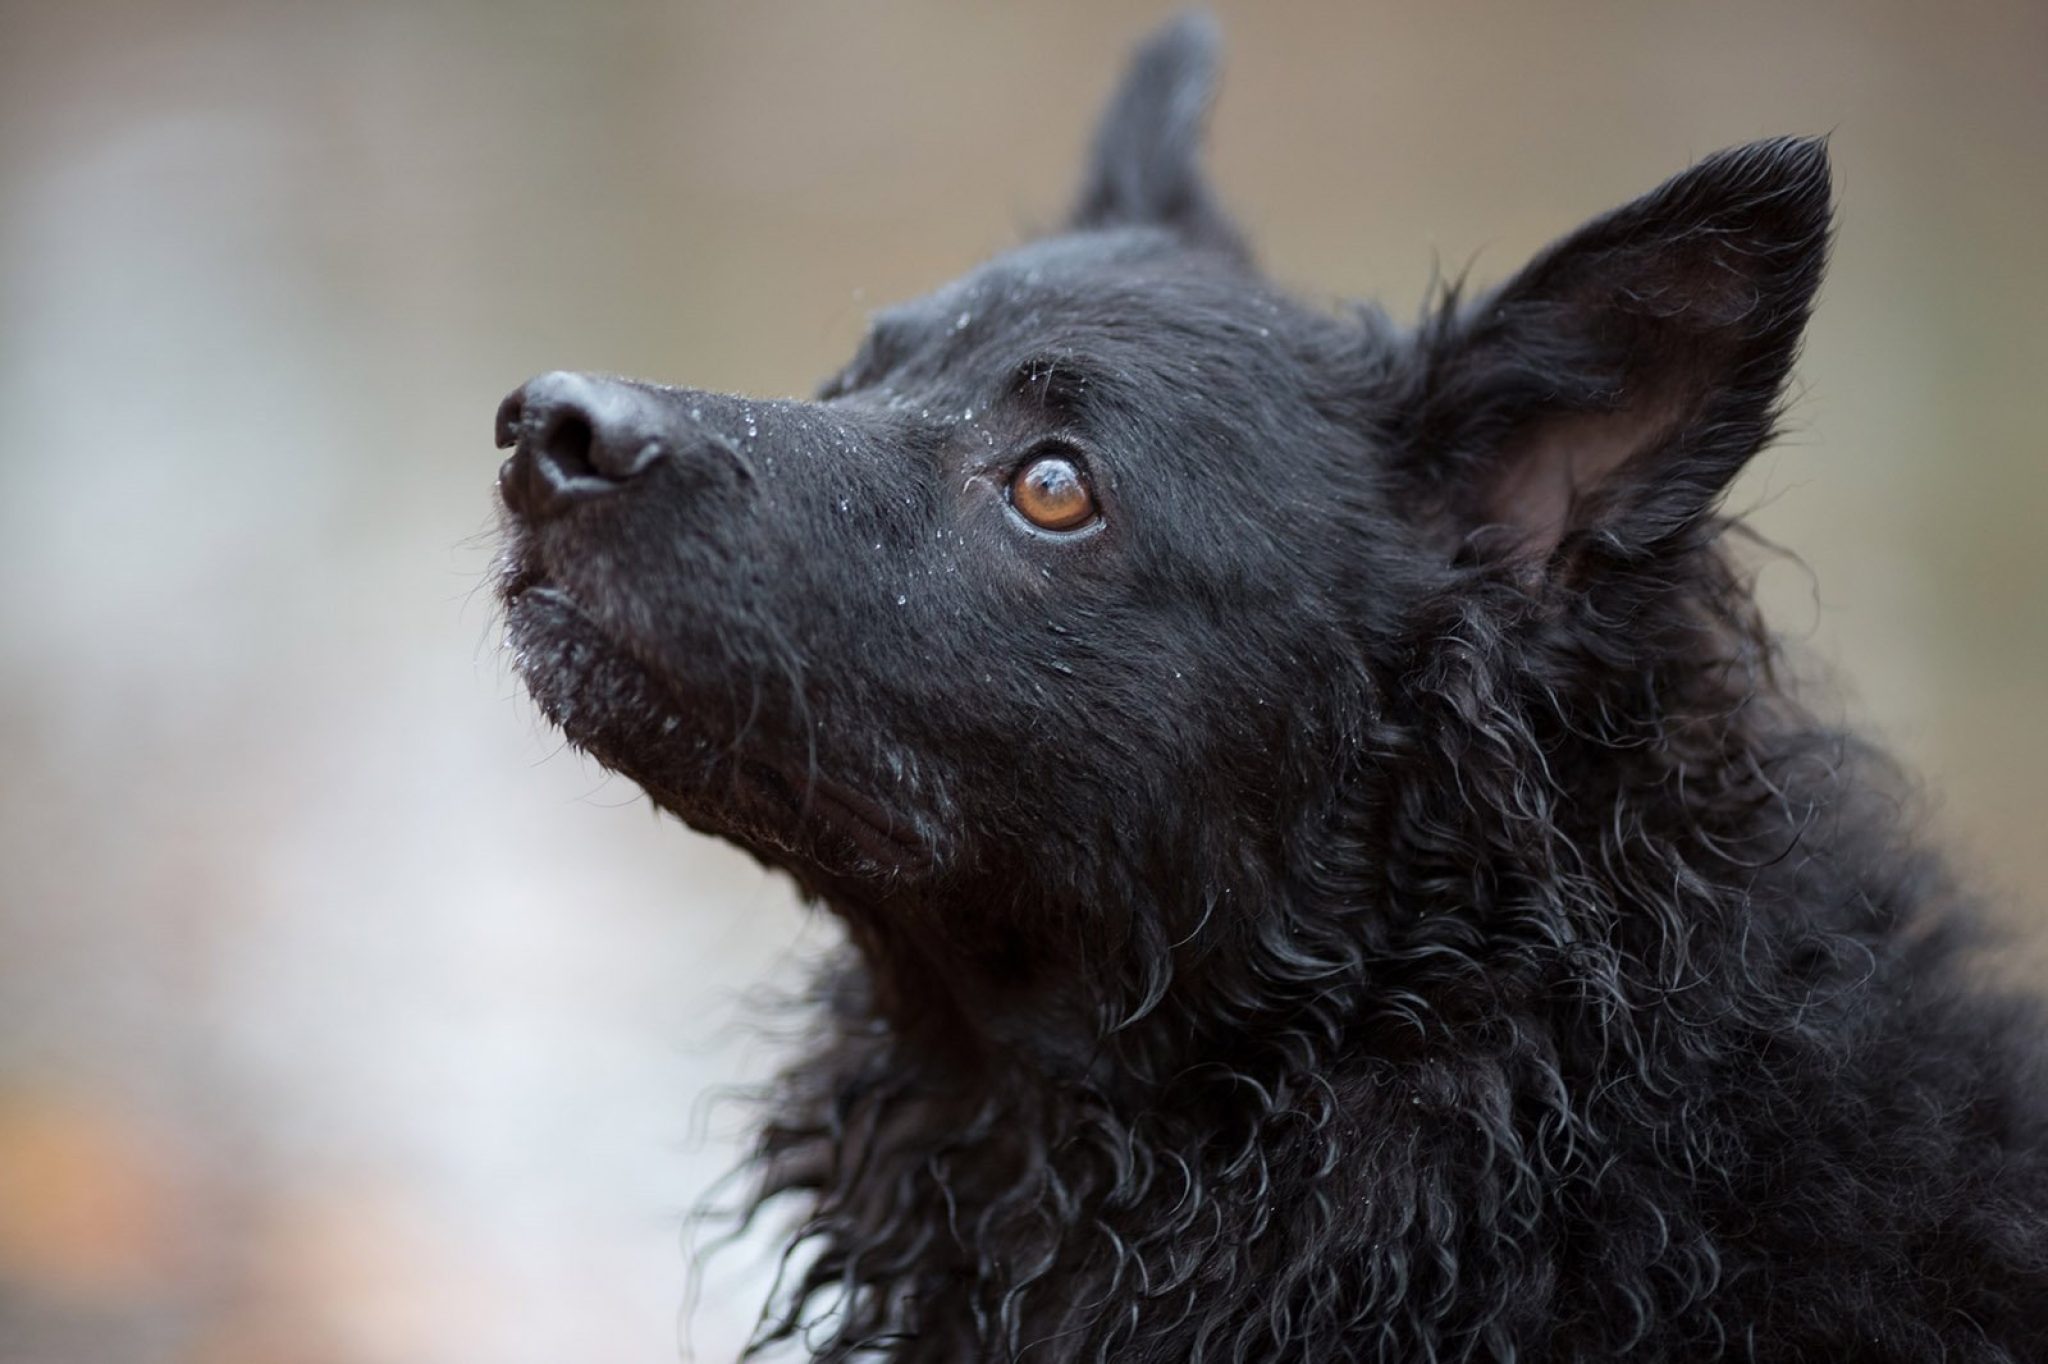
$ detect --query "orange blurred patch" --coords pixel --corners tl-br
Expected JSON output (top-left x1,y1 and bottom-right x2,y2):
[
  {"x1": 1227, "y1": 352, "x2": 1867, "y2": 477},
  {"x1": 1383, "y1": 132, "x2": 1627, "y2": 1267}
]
[
  {"x1": 190, "y1": 1182, "x2": 505, "y2": 1364},
  {"x1": 0, "y1": 1087, "x2": 187, "y2": 1303}
]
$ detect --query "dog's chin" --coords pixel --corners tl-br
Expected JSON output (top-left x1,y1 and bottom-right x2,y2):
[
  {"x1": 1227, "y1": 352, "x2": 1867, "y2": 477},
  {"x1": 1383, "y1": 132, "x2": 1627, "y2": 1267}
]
[{"x1": 500, "y1": 574, "x2": 932, "y2": 884}]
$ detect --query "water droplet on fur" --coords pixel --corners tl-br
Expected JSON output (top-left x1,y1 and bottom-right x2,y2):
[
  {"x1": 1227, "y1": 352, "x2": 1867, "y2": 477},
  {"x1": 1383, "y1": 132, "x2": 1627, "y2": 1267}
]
[
  {"x1": 689, "y1": 407, "x2": 702, "y2": 420},
  {"x1": 895, "y1": 594, "x2": 907, "y2": 606},
  {"x1": 962, "y1": 408, "x2": 973, "y2": 421},
  {"x1": 954, "y1": 310, "x2": 972, "y2": 331},
  {"x1": 838, "y1": 497, "x2": 850, "y2": 512}
]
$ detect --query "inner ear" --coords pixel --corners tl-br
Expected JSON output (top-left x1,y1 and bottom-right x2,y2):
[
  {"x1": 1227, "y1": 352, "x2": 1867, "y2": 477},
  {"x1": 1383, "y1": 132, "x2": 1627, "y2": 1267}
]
[
  {"x1": 1402, "y1": 136, "x2": 1832, "y2": 566},
  {"x1": 1485, "y1": 402, "x2": 1684, "y2": 550},
  {"x1": 1067, "y1": 11, "x2": 1246, "y2": 258},
  {"x1": 1478, "y1": 267, "x2": 1758, "y2": 546}
]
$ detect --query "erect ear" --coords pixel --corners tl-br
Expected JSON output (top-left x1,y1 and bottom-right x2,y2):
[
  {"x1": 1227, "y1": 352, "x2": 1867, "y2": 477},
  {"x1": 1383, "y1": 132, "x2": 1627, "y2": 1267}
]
[
  {"x1": 1068, "y1": 10, "x2": 1245, "y2": 257},
  {"x1": 1396, "y1": 136, "x2": 1833, "y2": 567}
]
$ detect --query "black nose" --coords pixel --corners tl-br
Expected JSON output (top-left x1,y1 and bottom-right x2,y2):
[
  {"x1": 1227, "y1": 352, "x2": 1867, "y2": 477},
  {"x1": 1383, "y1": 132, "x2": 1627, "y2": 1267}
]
[{"x1": 495, "y1": 371, "x2": 670, "y2": 520}]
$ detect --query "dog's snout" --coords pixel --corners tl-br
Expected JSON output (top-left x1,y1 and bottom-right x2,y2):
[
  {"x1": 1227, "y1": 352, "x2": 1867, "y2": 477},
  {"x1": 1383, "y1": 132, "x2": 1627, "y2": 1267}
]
[{"x1": 496, "y1": 371, "x2": 672, "y2": 520}]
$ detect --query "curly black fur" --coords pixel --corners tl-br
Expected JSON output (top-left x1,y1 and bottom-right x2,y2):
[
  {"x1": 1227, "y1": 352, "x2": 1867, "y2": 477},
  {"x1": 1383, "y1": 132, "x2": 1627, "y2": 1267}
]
[{"x1": 490, "y1": 14, "x2": 2048, "y2": 1360}]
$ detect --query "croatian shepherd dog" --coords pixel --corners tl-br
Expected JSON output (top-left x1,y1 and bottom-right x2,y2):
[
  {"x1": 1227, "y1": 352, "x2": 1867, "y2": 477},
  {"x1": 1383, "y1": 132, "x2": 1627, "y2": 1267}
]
[{"x1": 490, "y1": 14, "x2": 2048, "y2": 1361}]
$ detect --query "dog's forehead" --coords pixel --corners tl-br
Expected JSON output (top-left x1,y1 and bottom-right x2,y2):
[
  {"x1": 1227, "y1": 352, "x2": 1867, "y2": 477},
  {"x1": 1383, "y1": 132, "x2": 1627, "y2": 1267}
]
[
  {"x1": 849, "y1": 229, "x2": 1308, "y2": 415},
  {"x1": 869, "y1": 230, "x2": 1269, "y2": 353}
]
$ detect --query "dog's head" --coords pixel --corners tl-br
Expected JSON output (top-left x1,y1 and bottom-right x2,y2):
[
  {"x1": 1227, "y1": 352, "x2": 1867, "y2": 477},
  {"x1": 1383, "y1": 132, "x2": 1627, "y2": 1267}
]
[{"x1": 495, "y1": 14, "x2": 1829, "y2": 1044}]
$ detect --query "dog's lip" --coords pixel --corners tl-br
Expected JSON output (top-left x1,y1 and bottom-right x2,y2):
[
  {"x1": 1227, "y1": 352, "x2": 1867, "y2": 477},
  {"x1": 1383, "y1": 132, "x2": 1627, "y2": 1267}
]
[
  {"x1": 500, "y1": 559, "x2": 546, "y2": 603},
  {"x1": 496, "y1": 539, "x2": 560, "y2": 609}
]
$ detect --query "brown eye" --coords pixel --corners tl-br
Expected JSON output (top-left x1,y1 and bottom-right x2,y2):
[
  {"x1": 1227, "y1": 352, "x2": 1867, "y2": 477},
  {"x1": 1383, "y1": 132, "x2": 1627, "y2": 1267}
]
[{"x1": 1008, "y1": 452, "x2": 1097, "y2": 531}]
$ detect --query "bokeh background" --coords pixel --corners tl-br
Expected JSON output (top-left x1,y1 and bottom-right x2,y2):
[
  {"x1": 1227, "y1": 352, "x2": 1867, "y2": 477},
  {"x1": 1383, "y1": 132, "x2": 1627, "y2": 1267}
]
[{"x1": 1, "y1": 2, "x2": 2043, "y2": 1360}]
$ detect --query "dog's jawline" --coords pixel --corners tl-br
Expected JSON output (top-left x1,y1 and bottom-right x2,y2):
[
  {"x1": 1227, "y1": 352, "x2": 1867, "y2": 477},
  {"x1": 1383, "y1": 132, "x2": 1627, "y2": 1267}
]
[{"x1": 504, "y1": 578, "x2": 929, "y2": 879}]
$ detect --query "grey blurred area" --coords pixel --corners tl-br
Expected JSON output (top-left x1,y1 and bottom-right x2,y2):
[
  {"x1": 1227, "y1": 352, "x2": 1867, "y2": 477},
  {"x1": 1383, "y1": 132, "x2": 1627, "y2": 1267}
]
[{"x1": 0, "y1": 1, "x2": 2042, "y2": 1360}]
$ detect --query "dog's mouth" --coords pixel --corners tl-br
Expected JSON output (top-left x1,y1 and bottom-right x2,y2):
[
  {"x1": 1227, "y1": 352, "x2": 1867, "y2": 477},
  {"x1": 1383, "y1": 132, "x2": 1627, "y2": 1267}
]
[{"x1": 498, "y1": 554, "x2": 932, "y2": 880}]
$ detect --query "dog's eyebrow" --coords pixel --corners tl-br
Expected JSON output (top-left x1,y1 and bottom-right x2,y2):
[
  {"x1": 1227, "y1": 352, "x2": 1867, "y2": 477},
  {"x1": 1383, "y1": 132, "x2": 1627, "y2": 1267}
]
[{"x1": 1010, "y1": 354, "x2": 1098, "y2": 417}]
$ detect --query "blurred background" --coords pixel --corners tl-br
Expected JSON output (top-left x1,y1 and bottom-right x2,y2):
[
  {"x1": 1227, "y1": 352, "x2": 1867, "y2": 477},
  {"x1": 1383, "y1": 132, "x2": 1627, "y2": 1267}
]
[{"x1": 1, "y1": 1, "x2": 2043, "y2": 1360}]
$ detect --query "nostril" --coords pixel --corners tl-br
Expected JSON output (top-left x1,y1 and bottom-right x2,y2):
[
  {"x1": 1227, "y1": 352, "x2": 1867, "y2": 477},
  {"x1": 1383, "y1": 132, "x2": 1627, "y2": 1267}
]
[{"x1": 536, "y1": 408, "x2": 597, "y2": 480}]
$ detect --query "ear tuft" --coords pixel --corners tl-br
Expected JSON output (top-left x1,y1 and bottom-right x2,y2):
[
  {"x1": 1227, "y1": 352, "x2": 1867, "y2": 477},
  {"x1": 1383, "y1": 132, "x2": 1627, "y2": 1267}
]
[{"x1": 1069, "y1": 10, "x2": 1244, "y2": 256}]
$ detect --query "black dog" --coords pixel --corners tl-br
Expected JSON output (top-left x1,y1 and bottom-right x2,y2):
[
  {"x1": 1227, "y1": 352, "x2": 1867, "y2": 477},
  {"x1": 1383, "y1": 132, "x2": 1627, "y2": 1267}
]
[{"x1": 491, "y1": 14, "x2": 2048, "y2": 1361}]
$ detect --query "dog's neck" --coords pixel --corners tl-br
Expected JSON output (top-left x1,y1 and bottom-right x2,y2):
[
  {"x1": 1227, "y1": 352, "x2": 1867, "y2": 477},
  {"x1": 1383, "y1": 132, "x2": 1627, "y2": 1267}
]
[{"x1": 807, "y1": 550, "x2": 1818, "y2": 1103}]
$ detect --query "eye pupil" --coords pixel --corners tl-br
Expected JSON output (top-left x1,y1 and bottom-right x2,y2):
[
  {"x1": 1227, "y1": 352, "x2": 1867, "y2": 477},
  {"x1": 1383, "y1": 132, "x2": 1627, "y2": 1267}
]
[{"x1": 1010, "y1": 454, "x2": 1097, "y2": 531}]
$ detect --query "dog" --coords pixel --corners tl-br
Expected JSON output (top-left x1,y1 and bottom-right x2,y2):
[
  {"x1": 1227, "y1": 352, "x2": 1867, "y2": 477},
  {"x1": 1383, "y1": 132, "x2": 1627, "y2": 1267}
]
[{"x1": 490, "y1": 13, "x2": 2048, "y2": 1361}]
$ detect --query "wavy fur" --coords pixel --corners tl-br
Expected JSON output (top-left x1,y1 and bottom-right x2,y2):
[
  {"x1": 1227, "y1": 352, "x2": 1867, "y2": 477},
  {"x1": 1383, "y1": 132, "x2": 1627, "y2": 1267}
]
[{"x1": 735, "y1": 451, "x2": 2048, "y2": 1364}]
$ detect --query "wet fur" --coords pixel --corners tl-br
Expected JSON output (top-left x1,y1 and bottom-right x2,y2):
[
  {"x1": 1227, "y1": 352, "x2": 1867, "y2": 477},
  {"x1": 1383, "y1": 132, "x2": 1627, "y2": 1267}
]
[{"x1": 493, "y1": 14, "x2": 2048, "y2": 1361}]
